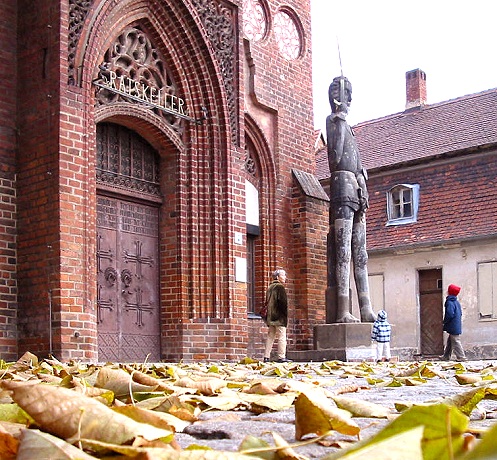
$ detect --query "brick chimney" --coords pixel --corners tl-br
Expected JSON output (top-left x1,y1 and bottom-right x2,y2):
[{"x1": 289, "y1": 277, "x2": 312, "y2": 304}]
[{"x1": 405, "y1": 68, "x2": 427, "y2": 109}]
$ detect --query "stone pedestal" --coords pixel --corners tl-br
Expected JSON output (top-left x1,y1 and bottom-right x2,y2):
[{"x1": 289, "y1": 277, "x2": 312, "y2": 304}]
[
  {"x1": 287, "y1": 322, "x2": 376, "y2": 363},
  {"x1": 313, "y1": 323, "x2": 373, "y2": 361}
]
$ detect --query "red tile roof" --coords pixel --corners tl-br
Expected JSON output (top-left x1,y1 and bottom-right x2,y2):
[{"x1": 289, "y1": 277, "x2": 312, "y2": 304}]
[
  {"x1": 316, "y1": 88, "x2": 497, "y2": 179},
  {"x1": 315, "y1": 88, "x2": 497, "y2": 250}
]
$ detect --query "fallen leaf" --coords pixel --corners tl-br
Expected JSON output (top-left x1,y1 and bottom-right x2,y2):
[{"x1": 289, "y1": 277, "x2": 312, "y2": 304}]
[
  {"x1": 95, "y1": 366, "x2": 158, "y2": 398},
  {"x1": 455, "y1": 374, "x2": 483, "y2": 385},
  {"x1": 113, "y1": 405, "x2": 191, "y2": 432},
  {"x1": 176, "y1": 377, "x2": 227, "y2": 396},
  {"x1": 0, "y1": 425, "x2": 19, "y2": 460},
  {"x1": 16, "y1": 429, "x2": 95, "y2": 460},
  {"x1": 295, "y1": 390, "x2": 360, "y2": 440},
  {"x1": 323, "y1": 425, "x2": 424, "y2": 459},
  {"x1": 332, "y1": 395, "x2": 391, "y2": 418},
  {"x1": 437, "y1": 387, "x2": 486, "y2": 416},
  {"x1": 354, "y1": 403, "x2": 468, "y2": 460},
  {"x1": 463, "y1": 420, "x2": 497, "y2": 459},
  {"x1": 0, "y1": 380, "x2": 173, "y2": 445}
]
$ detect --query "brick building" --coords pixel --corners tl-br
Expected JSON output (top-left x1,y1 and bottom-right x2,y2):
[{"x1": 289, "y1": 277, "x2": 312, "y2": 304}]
[
  {"x1": 4, "y1": 2, "x2": 495, "y2": 364},
  {"x1": 0, "y1": 0, "x2": 328, "y2": 362},
  {"x1": 317, "y1": 69, "x2": 497, "y2": 360}
]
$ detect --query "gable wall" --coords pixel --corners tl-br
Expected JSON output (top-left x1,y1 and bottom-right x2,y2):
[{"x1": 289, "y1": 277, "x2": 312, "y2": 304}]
[{"x1": 366, "y1": 150, "x2": 497, "y2": 251}]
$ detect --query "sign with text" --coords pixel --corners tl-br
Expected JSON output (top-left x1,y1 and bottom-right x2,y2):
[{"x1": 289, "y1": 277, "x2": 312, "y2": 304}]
[{"x1": 94, "y1": 70, "x2": 206, "y2": 124}]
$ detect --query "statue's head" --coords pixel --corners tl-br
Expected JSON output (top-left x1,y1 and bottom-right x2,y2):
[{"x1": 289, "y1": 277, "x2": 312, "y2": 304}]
[{"x1": 328, "y1": 76, "x2": 352, "y2": 113}]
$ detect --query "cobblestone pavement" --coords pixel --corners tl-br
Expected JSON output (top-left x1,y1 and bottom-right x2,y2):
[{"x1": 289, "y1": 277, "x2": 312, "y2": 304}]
[{"x1": 174, "y1": 359, "x2": 497, "y2": 458}]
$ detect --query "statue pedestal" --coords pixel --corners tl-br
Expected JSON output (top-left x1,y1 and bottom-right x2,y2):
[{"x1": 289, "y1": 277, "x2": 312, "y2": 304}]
[
  {"x1": 313, "y1": 323, "x2": 374, "y2": 361},
  {"x1": 288, "y1": 323, "x2": 374, "y2": 362}
]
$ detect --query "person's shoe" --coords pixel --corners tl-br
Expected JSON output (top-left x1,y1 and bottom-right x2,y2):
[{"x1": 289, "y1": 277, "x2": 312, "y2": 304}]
[
  {"x1": 439, "y1": 356, "x2": 450, "y2": 361},
  {"x1": 263, "y1": 357, "x2": 270, "y2": 363},
  {"x1": 277, "y1": 358, "x2": 291, "y2": 363}
]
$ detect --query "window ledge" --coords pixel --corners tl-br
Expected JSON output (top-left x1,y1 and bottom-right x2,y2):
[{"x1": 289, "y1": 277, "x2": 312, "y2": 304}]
[{"x1": 386, "y1": 217, "x2": 417, "y2": 226}]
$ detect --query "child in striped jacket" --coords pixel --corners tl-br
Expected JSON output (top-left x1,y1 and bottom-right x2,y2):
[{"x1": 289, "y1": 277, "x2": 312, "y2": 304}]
[{"x1": 371, "y1": 310, "x2": 391, "y2": 362}]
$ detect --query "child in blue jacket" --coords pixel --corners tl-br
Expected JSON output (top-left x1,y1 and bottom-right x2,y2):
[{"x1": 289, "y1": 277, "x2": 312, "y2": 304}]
[
  {"x1": 441, "y1": 284, "x2": 467, "y2": 361},
  {"x1": 371, "y1": 310, "x2": 391, "y2": 362}
]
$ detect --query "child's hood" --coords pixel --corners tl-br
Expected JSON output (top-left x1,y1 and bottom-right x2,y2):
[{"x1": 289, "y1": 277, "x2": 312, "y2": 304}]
[{"x1": 377, "y1": 310, "x2": 387, "y2": 321}]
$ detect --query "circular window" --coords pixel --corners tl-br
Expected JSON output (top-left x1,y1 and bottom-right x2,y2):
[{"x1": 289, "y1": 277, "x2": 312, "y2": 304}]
[
  {"x1": 242, "y1": 0, "x2": 268, "y2": 42},
  {"x1": 273, "y1": 10, "x2": 301, "y2": 60}
]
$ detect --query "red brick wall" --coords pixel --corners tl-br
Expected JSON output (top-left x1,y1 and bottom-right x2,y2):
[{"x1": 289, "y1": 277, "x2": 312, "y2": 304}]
[
  {"x1": 242, "y1": 0, "x2": 316, "y2": 358},
  {"x1": 0, "y1": 0, "x2": 18, "y2": 361},
  {"x1": 6, "y1": 0, "x2": 319, "y2": 362},
  {"x1": 290, "y1": 187, "x2": 328, "y2": 350},
  {"x1": 16, "y1": 0, "x2": 63, "y2": 358},
  {"x1": 15, "y1": 0, "x2": 98, "y2": 360}
]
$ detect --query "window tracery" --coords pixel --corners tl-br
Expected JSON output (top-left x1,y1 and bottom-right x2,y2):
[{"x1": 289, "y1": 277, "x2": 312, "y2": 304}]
[
  {"x1": 274, "y1": 9, "x2": 301, "y2": 60},
  {"x1": 242, "y1": 0, "x2": 268, "y2": 41},
  {"x1": 95, "y1": 26, "x2": 183, "y2": 135}
]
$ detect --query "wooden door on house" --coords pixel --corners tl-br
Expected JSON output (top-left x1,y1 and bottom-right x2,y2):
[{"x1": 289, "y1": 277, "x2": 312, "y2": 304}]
[
  {"x1": 96, "y1": 123, "x2": 161, "y2": 362},
  {"x1": 418, "y1": 269, "x2": 444, "y2": 356}
]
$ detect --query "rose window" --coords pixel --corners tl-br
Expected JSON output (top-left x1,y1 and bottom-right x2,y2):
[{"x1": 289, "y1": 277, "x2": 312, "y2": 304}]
[
  {"x1": 242, "y1": 0, "x2": 268, "y2": 42},
  {"x1": 274, "y1": 10, "x2": 301, "y2": 60}
]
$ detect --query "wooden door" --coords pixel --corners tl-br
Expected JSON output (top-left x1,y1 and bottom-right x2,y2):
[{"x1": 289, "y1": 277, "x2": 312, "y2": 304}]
[
  {"x1": 418, "y1": 269, "x2": 443, "y2": 356},
  {"x1": 97, "y1": 196, "x2": 160, "y2": 362}
]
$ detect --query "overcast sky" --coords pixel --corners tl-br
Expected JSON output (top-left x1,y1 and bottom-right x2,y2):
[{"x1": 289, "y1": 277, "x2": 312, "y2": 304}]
[{"x1": 311, "y1": 0, "x2": 497, "y2": 131}]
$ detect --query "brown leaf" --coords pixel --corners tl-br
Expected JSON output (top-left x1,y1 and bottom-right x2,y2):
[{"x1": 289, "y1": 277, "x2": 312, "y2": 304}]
[
  {"x1": 95, "y1": 366, "x2": 159, "y2": 397},
  {"x1": 332, "y1": 384, "x2": 360, "y2": 395},
  {"x1": 16, "y1": 429, "x2": 96, "y2": 460},
  {"x1": 295, "y1": 389, "x2": 360, "y2": 440},
  {"x1": 455, "y1": 373, "x2": 482, "y2": 385},
  {"x1": 175, "y1": 376, "x2": 227, "y2": 396},
  {"x1": 332, "y1": 395, "x2": 392, "y2": 418},
  {"x1": 244, "y1": 382, "x2": 277, "y2": 395},
  {"x1": 0, "y1": 380, "x2": 172, "y2": 444},
  {"x1": 152, "y1": 395, "x2": 201, "y2": 422},
  {"x1": 123, "y1": 366, "x2": 173, "y2": 392},
  {"x1": 0, "y1": 425, "x2": 19, "y2": 460}
]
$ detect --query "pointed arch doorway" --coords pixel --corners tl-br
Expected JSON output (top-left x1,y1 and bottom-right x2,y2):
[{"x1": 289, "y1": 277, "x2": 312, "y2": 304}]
[{"x1": 96, "y1": 123, "x2": 161, "y2": 362}]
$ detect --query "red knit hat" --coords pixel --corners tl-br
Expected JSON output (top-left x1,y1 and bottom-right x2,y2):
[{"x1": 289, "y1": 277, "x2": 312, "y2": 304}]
[{"x1": 448, "y1": 284, "x2": 461, "y2": 296}]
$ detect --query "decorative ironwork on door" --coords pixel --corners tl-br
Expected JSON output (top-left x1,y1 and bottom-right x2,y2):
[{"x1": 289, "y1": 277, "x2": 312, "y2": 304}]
[
  {"x1": 97, "y1": 196, "x2": 160, "y2": 362},
  {"x1": 96, "y1": 123, "x2": 161, "y2": 363}
]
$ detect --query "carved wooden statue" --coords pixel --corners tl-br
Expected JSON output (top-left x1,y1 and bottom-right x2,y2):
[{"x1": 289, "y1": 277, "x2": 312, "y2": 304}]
[{"x1": 326, "y1": 76, "x2": 376, "y2": 323}]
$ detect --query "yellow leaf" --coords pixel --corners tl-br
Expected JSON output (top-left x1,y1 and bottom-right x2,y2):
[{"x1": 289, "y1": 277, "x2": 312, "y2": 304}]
[
  {"x1": 327, "y1": 426, "x2": 424, "y2": 459},
  {"x1": 271, "y1": 431, "x2": 308, "y2": 459},
  {"x1": 113, "y1": 405, "x2": 190, "y2": 432},
  {"x1": 359, "y1": 404, "x2": 468, "y2": 460},
  {"x1": 153, "y1": 395, "x2": 201, "y2": 422},
  {"x1": 438, "y1": 387, "x2": 486, "y2": 416}
]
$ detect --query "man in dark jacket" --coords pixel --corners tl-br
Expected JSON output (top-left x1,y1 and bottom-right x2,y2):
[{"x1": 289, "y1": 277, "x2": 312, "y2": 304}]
[
  {"x1": 441, "y1": 284, "x2": 467, "y2": 361},
  {"x1": 263, "y1": 269, "x2": 290, "y2": 363}
]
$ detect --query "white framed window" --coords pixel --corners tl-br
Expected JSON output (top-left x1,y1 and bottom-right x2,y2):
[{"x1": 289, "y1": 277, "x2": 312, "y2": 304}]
[
  {"x1": 478, "y1": 261, "x2": 497, "y2": 319},
  {"x1": 387, "y1": 184, "x2": 419, "y2": 225}
]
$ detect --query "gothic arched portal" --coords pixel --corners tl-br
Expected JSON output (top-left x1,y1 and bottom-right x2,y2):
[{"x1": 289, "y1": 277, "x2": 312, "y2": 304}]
[{"x1": 96, "y1": 122, "x2": 161, "y2": 362}]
